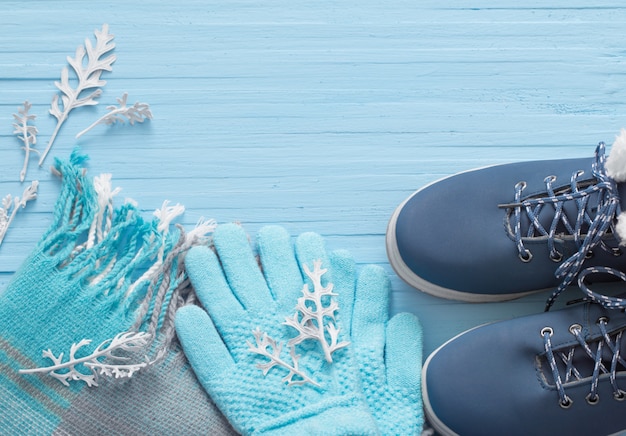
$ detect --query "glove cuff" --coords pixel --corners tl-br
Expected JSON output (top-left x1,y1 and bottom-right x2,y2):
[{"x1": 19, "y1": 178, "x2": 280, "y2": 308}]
[{"x1": 254, "y1": 394, "x2": 378, "y2": 435}]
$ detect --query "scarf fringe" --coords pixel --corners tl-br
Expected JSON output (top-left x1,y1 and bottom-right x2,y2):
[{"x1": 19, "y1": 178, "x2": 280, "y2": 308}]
[{"x1": 42, "y1": 150, "x2": 216, "y2": 363}]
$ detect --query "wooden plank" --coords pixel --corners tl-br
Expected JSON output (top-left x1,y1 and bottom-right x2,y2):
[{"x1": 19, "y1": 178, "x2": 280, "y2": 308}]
[{"x1": 1, "y1": 1, "x2": 625, "y2": 360}]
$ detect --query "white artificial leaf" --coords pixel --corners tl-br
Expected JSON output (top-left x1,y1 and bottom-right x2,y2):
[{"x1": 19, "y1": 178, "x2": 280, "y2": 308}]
[
  {"x1": 12, "y1": 101, "x2": 39, "y2": 182},
  {"x1": 76, "y1": 93, "x2": 153, "y2": 139},
  {"x1": 284, "y1": 260, "x2": 350, "y2": 363},
  {"x1": 18, "y1": 331, "x2": 152, "y2": 387},
  {"x1": 39, "y1": 24, "x2": 116, "y2": 166},
  {"x1": 0, "y1": 181, "x2": 38, "y2": 248},
  {"x1": 247, "y1": 329, "x2": 319, "y2": 387}
]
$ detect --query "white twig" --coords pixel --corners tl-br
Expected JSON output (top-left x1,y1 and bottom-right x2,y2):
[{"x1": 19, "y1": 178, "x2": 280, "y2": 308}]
[
  {"x1": 284, "y1": 260, "x2": 350, "y2": 363},
  {"x1": 76, "y1": 93, "x2": 153, "y2": 139},
  {"x1": 247, "y1": 328, "x2": 319, "y2": 387},
  {"x1": 12, "y1": 101, "x2": 39, "y2": 182},
  {"x1": 19, "y1": 331, "x2": 151, "y2": 387},
  {"x1": 0, "y1": 181, "x2": 39, "y2": 247},
  {"x1": 39, "y1": 24, "x2": 116, "y2": 166}
]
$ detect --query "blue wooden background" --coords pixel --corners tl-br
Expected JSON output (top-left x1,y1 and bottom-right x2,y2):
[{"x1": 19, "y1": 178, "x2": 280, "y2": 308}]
[{"x1": 1, "y1": 1, "x2": 626, "y2": 360}]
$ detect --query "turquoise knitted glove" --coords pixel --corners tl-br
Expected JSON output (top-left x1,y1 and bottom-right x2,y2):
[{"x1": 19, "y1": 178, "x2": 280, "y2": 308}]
[
  {"x1": 296, "y1": 228, "x2": 424, "y2": 435},
  {"x1": 177, "y1": 224, "x2": 424, "y2": 434},
  {"x1": 176, "y1": 224, "x2": 378, "y2": 435},
  {"x1": 350, "y1": 265, "x2": 424, "y2": 435},
  {"x1": 295, "y1": 229, "x2": 424, "y2": 434}
]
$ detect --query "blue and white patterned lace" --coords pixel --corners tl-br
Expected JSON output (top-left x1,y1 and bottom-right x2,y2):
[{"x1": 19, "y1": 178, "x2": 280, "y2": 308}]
[
  {"x1": 542, "y1": 319, "x2": 626, "y2": 408},
  {"x1": 578, "y1": 266, "x2": 626, "y2": 309},
  {"x1": 501, "y1": 143, "x2": 622, "y2": 310},
  {"x1": 542, "y1": 290, "x2": 626, "y2": 409}
]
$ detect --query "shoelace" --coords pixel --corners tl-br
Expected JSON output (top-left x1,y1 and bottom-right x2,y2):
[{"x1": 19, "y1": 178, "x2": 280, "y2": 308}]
[
  {"x1": 543, "y1": 267, "x2": 626, "y2": 408},
  {"x1": 500, "y1": 143, "x2": 622, "y2": 310},
  {"x1": 542, "y1": 319, "x2": 626, "y2": 408}
]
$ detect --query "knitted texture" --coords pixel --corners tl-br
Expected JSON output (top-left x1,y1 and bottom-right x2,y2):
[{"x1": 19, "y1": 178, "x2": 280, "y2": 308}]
[
  {"x1": 176, "y1": 224, "x2": 379, "y2": 435},
  {"x1": 295, "y1": 230, "x2": 424, "y2": 434},
  {"x1": 349, "y1": 265, "x2": 424, "y2": 435},
  {"x1": 0, "y1": 151, "x2": 235, "y2": 435}
]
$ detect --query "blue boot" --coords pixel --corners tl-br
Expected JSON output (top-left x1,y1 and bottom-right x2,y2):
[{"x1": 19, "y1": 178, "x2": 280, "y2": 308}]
[
  {"x1": 387, "y1": 132, "x2": 626, "y2": 308},
  {"x1": 423, "y1": 268, "x2": 626, "y2": 435}
]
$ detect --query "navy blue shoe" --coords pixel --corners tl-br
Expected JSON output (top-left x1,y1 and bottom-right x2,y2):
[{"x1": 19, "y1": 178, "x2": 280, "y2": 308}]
[
  {"x1": 422, "y1": 269, "x2": 626, "y2": 436},
  {"x1": 387, "y1": 136, "x2": 626, "y2": 307}
]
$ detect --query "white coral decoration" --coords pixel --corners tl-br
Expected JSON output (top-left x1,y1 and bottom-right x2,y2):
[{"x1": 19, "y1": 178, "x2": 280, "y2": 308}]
[
  {"x1": 76, "y1": 92, "x2": 153, "y2": 139},
  {"x1": 19, "y1": 331, "x2": 152, "y2": 387},
  {"x1": 39, "y1": 24, "x2": 116, "y2": 166},
  {"x1": 12, "y1": 101, "x2": 39, "y2": 182},
  {"x1": 284, "y1": 260, "x2": 350, "y2": 363},
  {"x1": 0, "y1": 181, "x2": 39, "y2": 247},
  {"x1": 247, "y1": 328, "x2": 320, "y2": 387}
]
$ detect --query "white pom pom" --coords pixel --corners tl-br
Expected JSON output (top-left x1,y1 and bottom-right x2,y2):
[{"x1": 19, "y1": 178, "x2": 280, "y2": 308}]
[
  {"x1": 606, "y1": 129, "x2": 626, "y2": 182},
  {"x1": 615, "y1": 212, "x2": 626, "y2": 246}
]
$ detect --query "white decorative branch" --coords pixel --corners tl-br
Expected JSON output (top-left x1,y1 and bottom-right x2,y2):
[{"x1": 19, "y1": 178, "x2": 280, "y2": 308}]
[
  {"x1": 76, "y1": 93, "x2": 153, "y2": 139},
  {"x1": 247, "y1": 328, "x2": 319, "y2": 387},
  {"x1": 39, "y1": 24, "x2": 116, "y2": 166},
  {"x1": 19, "y1": 331, "x2": 151, "y2": 387},
  {"x1": 284, "y1": 260, "x2": 350, "y2": 363},
  {"x1": 0, "y1": 181, "x2": 39, "y2": 247},
  {"x1": 12, "y1": 101, "x2": 39, "y2": 182}
]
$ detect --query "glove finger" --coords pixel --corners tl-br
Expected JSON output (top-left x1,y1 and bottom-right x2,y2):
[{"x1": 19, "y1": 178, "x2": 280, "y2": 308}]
[
  {"x1": 256, "y1": 225, "x2": 303, "y2": 313},
  {"x1": 212, "y1": 223, "x2": 273, "y2": 312},
  {"x1": 294, "y1": 232, "x2": 342, "y2": 291},
  {"x1": 294, "y1": 232, "x2": 354, "y2": 315},
  {"x1": 295, "y1": 232, "x2": 354, "y2": 292},
  {"x1": 294, "y1": 233, "x2": 356, "y2": 355},
  {"x1": 328, "y1": 249, "x2": 356, "y2": 334},
  {"x1": 175, "y1": 305, "x2": 235, "y2": 387},
  {"x1": 185, "y1": 245, "x2": 246, "y2": 329},
  {"x1": 386, "y1": 312, "x2": 423, "y2": 389},
  {"x1": 351, "y1": 264, "x2": 389, "y2": 363}
]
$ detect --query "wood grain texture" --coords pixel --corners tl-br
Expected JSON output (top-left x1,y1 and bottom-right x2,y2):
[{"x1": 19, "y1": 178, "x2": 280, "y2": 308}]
[{"x1": 1, "y1": 1, "x2": 626, "y2": 357}]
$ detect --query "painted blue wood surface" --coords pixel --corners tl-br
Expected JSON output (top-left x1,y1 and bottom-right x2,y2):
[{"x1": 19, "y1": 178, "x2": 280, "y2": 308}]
[{"x1": 1, "y1": 1, "x2": 626, "y2": 360}]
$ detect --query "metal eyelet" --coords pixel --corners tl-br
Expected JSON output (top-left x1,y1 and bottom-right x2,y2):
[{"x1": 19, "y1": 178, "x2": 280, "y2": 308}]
[
  {"x1": 550, "y1": 251, "x2": 563, "y2": 262},
  {"x1": 597, "y1": 316, "x2": 610, "y2": 325},
  {"x1": 586, "y1": 393, "x2": 600, "y2": 405},
  {"x1": 569, "y1": 323, "x2": 582, "y2": 335},
  {"x1": 614, "y1": 390, "x2": 626, "y2": 401},
  {"x1": 585, "y1": 251, "x2": 594, "y2": 259},
  {"x1": 613, "y1": 248, "x2": 623, "y2": 257},
  {"x1": 559, "y1": 396, "x2": 574, "y2": 409},
  {"x1": 519, "y1": 249, "x2": 533, "y2": 263},
  {"x1": 540, "y1": 327, "x2": 554, "y2": 337}
]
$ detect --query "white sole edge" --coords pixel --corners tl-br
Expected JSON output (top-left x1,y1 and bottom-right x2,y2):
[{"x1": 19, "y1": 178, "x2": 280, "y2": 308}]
[
  {"x1": 385, "y1": 168, "x2": 544, "y2": 303},
  {"x1": 421, "y1": 324, "x2": 489, "y2": 436}
]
